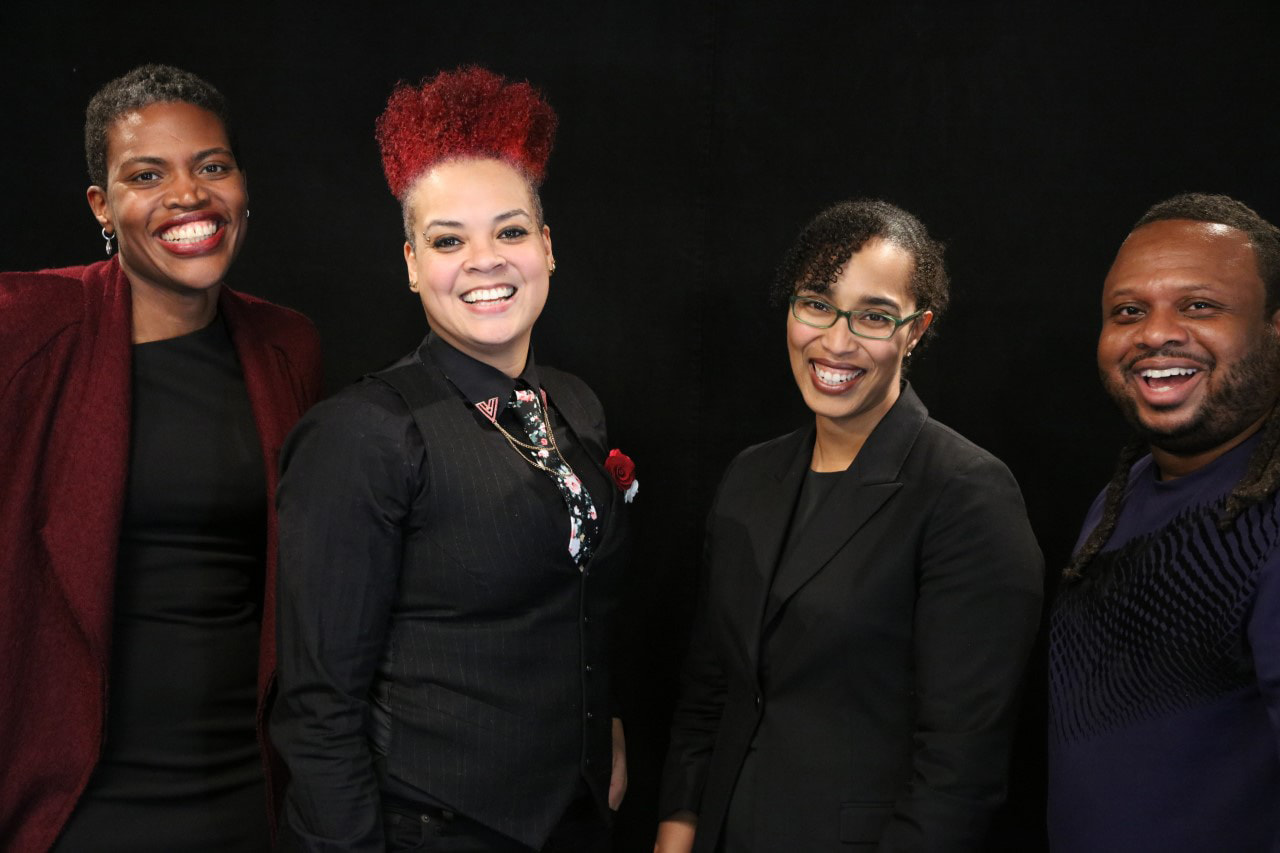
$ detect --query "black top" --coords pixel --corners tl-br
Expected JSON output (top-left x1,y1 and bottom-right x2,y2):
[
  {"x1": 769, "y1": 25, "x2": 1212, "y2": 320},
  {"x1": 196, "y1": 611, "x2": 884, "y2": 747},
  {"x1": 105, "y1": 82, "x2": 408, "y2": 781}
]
[
  {"x1": 777, "y1": 467, "x2": 844, "y2": 569},
  {"x1": 383, "y1": 337, "x2": 609, "y2": 815},
  {"x1": 764, "y1": 465, "x2": 844, "y2": 646},
  {"x1": 54, "y1": 316, "x2": 269, "y2": 852},
  {"x1": 425, "y1": 334, "x2": 610, "y2": 554},
  {"x1": 273, "y1": 334, "x2": 624, "y2": 849}
]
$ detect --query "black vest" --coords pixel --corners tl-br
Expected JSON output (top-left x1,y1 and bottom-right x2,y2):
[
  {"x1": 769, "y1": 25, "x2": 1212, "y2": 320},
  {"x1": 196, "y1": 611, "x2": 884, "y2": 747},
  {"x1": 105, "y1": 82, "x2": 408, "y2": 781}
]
[{"x1": 367, "y1": 345, "x2": 626, "y2": 847}]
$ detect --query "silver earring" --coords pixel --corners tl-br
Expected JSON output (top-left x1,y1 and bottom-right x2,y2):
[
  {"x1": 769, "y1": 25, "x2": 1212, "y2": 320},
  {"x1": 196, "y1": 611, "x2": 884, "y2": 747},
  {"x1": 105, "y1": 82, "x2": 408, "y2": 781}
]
[
  {"x1": 549, "y1": 260, "x2": 557, "y2": 275},
  {"x1": 246, "y1": 209, "x2": 251, "y2": 219},
  {"x1": 102, "y1": 227, "x2": 116, "y2": 256}
]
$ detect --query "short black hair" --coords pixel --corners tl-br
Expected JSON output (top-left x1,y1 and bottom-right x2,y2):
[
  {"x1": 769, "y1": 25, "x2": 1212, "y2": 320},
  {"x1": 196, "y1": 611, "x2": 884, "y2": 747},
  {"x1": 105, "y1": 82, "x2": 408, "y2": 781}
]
[
  {"x1": 1134, "y1": 192, "x2": 1280, "y2": 314},
  {"x1": 770, "y1": 198, "x2": 950, "y2": 326},
  {"x1": 85, "y1": 64, "x2": 233, "y2": 188}
]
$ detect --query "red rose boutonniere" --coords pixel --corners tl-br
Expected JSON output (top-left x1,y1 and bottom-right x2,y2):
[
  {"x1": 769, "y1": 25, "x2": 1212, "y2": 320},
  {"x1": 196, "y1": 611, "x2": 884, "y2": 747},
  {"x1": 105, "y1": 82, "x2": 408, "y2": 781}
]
[{"x1": 604, "y1": 449, "x2": 638, "y2": 503}]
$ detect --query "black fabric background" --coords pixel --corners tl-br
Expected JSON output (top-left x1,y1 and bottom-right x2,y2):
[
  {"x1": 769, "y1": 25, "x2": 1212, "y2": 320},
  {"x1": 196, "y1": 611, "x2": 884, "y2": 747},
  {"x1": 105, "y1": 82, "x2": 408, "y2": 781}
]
[{"x1": 4, "y1": 2, "x2": 1278, "y2": 848}]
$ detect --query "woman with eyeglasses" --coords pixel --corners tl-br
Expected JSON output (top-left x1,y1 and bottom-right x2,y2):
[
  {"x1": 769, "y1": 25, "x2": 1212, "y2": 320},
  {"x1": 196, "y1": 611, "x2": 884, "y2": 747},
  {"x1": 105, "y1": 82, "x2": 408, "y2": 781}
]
[{"x1": 656, "y1": 199, "x2": 1043, "y2": 852}]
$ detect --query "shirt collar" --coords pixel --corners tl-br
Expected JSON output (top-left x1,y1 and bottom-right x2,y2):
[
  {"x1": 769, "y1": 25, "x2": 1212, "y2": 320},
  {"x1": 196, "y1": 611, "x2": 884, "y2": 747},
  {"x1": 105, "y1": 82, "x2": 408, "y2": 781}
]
[{"x1": 425, "y1": 332, "x2": 541, "y2": 407}]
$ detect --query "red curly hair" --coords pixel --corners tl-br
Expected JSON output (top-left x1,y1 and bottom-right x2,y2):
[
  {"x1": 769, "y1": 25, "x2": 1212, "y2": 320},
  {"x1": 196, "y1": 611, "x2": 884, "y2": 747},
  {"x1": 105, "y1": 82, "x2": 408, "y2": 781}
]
[{"x1": 375, "y1": 66, "x2": 558, "y2": 201}]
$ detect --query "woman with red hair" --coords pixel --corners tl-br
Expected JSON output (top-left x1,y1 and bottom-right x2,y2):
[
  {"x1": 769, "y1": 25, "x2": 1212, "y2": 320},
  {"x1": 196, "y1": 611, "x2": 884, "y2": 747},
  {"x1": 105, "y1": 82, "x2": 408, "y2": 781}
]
[{"x1": 272, "y1": 67, "x2": 631, "y2": 852}]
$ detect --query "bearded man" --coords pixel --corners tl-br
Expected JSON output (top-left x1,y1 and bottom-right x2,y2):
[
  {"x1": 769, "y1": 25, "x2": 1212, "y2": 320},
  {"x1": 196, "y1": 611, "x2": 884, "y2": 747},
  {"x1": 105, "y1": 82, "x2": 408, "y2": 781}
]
[{"x1": 1048, "y1": 193, "x2": 1280, "y2": 852}]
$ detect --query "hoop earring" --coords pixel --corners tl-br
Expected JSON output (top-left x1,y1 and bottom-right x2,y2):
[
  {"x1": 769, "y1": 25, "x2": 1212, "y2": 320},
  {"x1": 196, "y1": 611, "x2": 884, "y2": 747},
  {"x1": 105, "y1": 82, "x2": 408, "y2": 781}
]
[{"x1": 102, "y1": 227, "x2": 116, "y2": 256}]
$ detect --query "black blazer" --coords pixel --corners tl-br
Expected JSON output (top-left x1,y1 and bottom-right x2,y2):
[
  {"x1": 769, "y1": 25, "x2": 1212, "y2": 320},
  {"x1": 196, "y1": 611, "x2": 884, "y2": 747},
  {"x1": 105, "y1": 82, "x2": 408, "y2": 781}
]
[
  {"x1": 273, "y1": 338, "x2": 628, "y2": 851},
  {"x1": 660, "y1": 385, "x2": 1043, "y2": 851}
]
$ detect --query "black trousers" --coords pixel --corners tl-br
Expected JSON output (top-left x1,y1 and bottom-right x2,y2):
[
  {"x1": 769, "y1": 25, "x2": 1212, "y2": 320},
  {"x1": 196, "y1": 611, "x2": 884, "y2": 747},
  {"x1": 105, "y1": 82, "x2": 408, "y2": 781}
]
[{"x1": 383, "y1": 790, "x2": 611, "y2": 853}]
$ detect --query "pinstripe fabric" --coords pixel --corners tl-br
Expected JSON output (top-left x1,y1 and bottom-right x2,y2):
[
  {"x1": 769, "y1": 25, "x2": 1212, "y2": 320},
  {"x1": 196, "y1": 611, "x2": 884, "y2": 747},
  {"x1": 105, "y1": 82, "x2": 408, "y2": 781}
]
[{"x1": 274, "y1": 336, "x2": 626, "y2": 851}]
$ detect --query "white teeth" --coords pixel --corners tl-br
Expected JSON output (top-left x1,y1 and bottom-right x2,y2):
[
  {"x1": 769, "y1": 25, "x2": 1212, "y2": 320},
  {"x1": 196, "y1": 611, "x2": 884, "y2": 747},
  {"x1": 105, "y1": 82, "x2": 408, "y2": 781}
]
[
  {"x1": 1141, "y1": 367, "x2": 1197, "y2": 379},
  {"x1": 813, "y1": 364, "x2": 861, "y2": 385},
  {"x1": 462, "y1": 286, "x2": 515, "y2": 304},
  {"x1": 160, "y1": 220, "x2": 218, "y2": 243}
]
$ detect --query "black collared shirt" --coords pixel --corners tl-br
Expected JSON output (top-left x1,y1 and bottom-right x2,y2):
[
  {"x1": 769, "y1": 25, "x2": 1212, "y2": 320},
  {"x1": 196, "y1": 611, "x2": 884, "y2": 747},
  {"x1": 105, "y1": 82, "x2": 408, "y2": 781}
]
[
  {"x1": 426, "y1": 333, "x2": 542, "y2": 417},
  {"x1": 425, "y1": 334, "x2": 609, "y2": 538},
  {"x1": 274, "y1": 333, "x2": 616, "y2": 846}
]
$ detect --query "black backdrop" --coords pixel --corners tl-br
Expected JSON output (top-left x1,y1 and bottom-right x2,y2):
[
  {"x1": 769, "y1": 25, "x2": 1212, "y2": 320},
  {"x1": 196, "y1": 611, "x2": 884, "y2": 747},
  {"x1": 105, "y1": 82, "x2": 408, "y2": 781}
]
[{"x1": 5, "y1": 2, "x2": 1279, "y2": 849}]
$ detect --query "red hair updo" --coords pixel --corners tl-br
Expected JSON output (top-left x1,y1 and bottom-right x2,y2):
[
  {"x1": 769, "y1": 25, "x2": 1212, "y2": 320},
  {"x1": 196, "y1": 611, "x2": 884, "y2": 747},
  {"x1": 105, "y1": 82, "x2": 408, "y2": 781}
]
[{"x1": 375, "y1": 65, "x2": 558, "y2": 201}]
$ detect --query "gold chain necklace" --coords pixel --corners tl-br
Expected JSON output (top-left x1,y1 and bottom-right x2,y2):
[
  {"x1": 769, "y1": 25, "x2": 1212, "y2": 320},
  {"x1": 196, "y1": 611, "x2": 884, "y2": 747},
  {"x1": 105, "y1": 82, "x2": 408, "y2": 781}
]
[{"x1": 492, "y1": 395, "x2": 580, "y2": 480}]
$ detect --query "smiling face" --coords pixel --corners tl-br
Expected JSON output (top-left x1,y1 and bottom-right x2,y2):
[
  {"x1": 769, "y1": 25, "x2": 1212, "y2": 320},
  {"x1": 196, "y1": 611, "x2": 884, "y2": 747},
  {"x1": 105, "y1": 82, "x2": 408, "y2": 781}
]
[
  {"x1": 787, "y1": 238, "x2": 932, "y2": 437},
  {"x1": 1098, "y1": 219, "x2": 1280, "y2": 464},
  {"x1": 87, "y1": 101, "x2": 247, "y2": 298},
  {"x1": 403, "y1": 158, "x2": 553, "y2": 377}
]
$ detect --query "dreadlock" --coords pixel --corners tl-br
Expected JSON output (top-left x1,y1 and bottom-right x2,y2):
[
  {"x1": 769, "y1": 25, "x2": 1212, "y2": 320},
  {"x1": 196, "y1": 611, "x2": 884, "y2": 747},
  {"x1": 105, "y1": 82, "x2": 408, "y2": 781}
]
[
  {"x1": 1065, "y1": 412, "x2": 1280, "y2": 581},
  {"x1": 1065, "y1": 191, "x2": 1280, "y2": 581},
  {"x1": 1220, "y1": 403, "x2": 1280, "y2": 523},
  {"x1": 1062, "y1": 438, "x2": 1146, "y2": 580}
]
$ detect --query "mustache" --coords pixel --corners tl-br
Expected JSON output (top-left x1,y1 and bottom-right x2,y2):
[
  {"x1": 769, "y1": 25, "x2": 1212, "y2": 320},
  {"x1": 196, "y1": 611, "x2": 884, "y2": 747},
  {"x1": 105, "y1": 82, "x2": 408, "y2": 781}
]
[{"x1": 1123, "y1": 348, "x2": 1214, "y2": 372}]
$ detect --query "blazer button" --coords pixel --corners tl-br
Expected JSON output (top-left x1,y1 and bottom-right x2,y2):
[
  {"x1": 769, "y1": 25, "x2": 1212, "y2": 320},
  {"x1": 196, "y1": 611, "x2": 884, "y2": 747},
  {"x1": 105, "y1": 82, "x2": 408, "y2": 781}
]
[
  {"x1": 585, "y1": 664, "x2": 594, "y2": 675},
  {"x1": 754, "y1": 693, "x2": 762, "y2": 708},
  {"x1": 586, "y1": 711, "x2": 595, "y2": 720}
]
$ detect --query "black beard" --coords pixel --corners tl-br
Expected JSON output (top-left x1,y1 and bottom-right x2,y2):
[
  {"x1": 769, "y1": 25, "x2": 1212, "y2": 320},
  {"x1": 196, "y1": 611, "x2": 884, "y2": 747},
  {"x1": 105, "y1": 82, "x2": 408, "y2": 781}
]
[{"x1": 1103, "y1": 330, "x2": 1280, "y2": 456}]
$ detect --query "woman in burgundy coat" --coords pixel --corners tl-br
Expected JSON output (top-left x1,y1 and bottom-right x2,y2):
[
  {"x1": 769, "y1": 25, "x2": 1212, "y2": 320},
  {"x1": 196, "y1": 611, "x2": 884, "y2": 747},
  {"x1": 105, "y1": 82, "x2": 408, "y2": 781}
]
[{"x1": 0, "y1": 64, "x2": 322, "y2": 852}]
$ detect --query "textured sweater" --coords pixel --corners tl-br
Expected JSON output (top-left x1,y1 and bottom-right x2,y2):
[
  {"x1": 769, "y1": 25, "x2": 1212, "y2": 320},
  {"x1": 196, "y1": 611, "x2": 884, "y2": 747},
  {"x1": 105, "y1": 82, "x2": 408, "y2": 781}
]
[{"x1": 1049, "y1": 434, "x2": 1280, "y2": 852}]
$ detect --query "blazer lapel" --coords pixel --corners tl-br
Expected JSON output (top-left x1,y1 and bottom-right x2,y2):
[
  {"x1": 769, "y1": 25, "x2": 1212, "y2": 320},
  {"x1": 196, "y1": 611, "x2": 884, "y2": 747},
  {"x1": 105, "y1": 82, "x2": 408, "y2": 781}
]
[
  {"x1": 761, "y1": 385, "x2": 929, "y2": 628},
  {"x1": 734, "y1": 428, "x2": 811, "y2": 664}
]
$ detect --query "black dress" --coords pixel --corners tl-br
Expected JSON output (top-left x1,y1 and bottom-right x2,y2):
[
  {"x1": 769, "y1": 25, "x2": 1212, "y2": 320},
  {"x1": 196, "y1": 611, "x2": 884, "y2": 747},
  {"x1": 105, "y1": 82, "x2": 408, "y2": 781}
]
[{"x1": 54, "y1": 316, "x2": 270, "y2": 852}]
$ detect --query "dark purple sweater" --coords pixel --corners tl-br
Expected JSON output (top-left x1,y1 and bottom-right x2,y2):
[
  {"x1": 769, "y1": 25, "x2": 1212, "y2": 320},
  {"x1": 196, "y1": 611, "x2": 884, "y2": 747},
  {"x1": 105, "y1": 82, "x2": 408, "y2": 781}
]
[{"x1": 1049, "y1": 434, "x2": 1280, "y2": 852}]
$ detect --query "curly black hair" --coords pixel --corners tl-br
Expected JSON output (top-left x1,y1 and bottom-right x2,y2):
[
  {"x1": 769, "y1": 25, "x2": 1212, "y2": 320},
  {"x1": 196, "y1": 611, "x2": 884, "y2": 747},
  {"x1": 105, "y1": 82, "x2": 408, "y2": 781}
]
[
  {"x1": 1134, "y1": 192, "x2": 1280, "y2": 314},
  {"x1": 85, "y1": 64, "x2": 233, "y2": 188},
  {"x1": 769, "y1": 199, "x2": 950, "y2": 328}
]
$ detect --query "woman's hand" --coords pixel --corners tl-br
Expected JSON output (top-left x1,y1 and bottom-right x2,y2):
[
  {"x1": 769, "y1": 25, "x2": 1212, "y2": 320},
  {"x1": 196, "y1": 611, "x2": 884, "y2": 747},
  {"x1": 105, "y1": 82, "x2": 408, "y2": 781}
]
[
  {"x1": 654, "y1": 812, "x2": 697, "y2": 853},
  {"x1": 609, "y1": 717, "x2": 627, "y2": 810}
]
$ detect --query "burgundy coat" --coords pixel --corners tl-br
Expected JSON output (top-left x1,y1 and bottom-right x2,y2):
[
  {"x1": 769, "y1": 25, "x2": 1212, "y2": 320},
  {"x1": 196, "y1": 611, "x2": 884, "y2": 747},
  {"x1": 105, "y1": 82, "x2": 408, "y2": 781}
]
[{"x1": 0, "y1": 258, "x2": 323, "y2": 851}]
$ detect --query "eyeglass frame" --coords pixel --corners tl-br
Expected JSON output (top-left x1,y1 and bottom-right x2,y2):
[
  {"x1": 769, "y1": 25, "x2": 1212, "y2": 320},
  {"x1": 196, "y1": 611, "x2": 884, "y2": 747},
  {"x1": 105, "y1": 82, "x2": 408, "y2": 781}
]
[{"x1": 789, "y1": 294, "x2": 926, "y2": 340}]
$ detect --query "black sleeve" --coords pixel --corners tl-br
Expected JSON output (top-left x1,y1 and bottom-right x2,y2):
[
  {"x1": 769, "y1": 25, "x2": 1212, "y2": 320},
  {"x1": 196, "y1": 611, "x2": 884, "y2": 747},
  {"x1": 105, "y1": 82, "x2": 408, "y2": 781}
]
[
  {"x1": 270, "y1": 384, "x2": 422, "y2": 852},
  {"x1": 878, "y1": 454, "x2": 1044, "y2": 852},
  {"x1": 658, "y1": 497, "x2": 730, "y2": 818}
]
